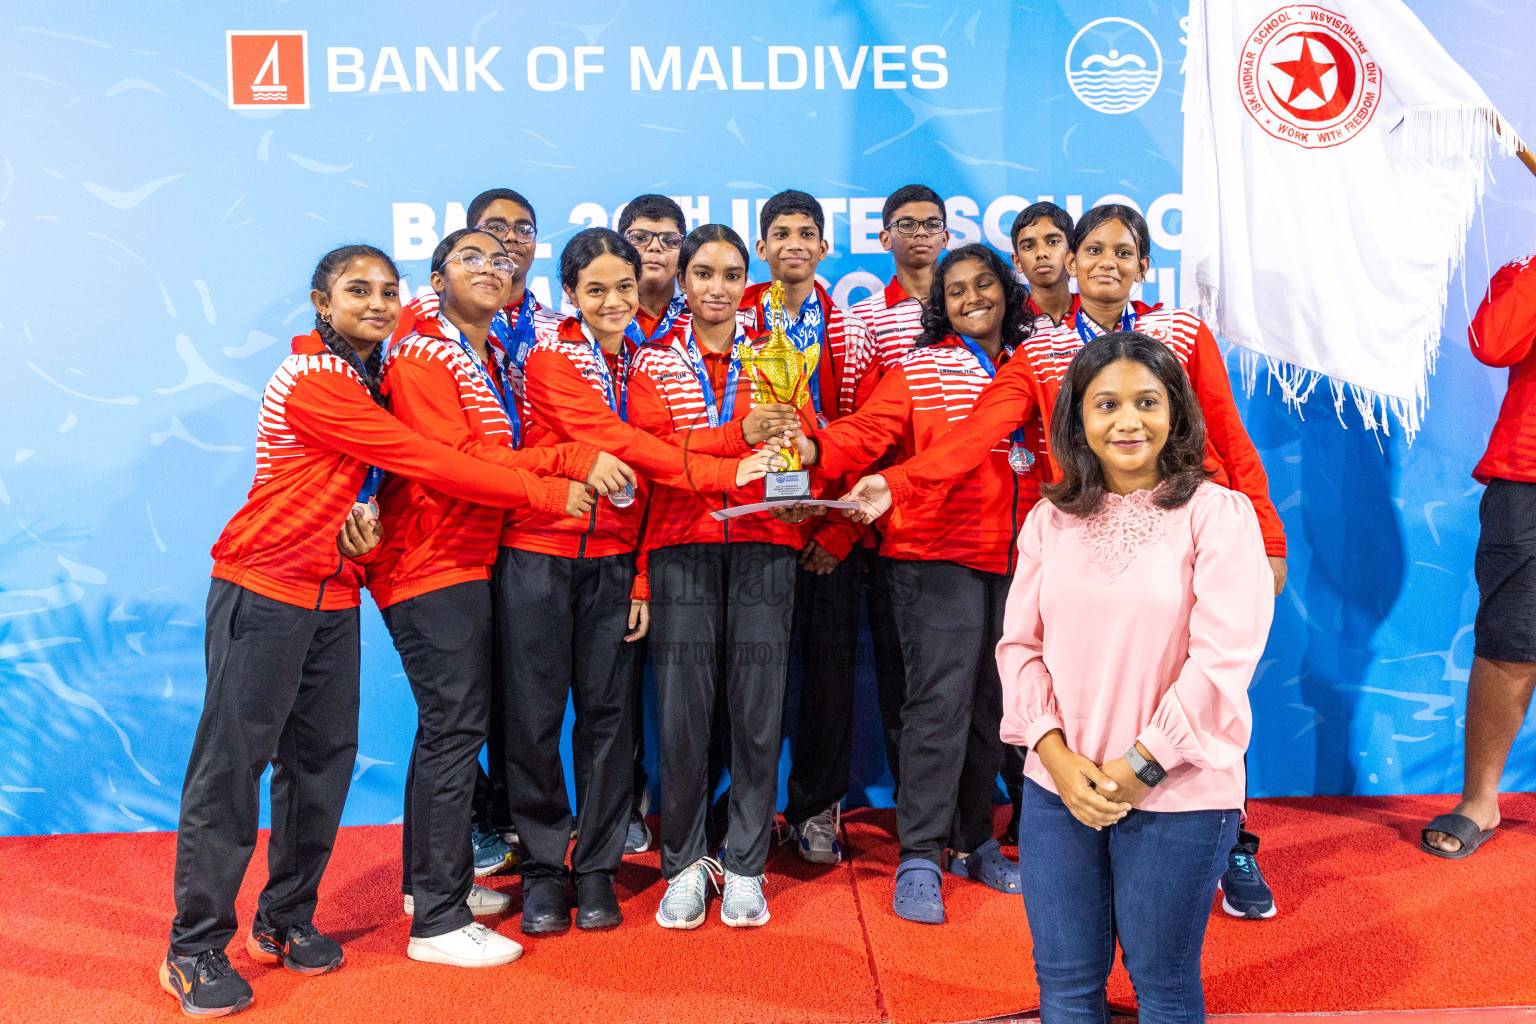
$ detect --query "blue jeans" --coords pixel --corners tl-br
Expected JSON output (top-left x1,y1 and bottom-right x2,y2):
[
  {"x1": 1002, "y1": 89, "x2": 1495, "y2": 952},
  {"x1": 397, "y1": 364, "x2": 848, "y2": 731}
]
[{"x1": 1017, "y1": 779, "x2": 1238, "y2": 1024}]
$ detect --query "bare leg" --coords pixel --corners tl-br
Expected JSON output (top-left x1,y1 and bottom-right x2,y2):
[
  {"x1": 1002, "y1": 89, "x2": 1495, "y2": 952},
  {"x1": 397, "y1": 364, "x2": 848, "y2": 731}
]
[{"x1": 1425, "y1": 656, "x2": 1536, "y2": 853}]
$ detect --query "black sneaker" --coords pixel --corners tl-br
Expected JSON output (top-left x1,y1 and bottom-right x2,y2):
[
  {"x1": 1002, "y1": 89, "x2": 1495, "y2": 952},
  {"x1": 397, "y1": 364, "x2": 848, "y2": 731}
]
[
  {"x1": 160, "y1": 948, "x2": 254, "y2": 1017},
  {"x1": 246, "y1": 921, "x2": 344, "y2": 975},
  {"x1": 1219, "y1": 833, "x2": 1277, "y2": 920}
]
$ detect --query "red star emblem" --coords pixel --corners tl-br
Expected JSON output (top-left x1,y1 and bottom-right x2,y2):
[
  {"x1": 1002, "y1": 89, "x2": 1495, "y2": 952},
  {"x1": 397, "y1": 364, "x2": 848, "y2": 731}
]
[{"x1": 1272, "y1": 37, "x2": 1335, "y2": 105}]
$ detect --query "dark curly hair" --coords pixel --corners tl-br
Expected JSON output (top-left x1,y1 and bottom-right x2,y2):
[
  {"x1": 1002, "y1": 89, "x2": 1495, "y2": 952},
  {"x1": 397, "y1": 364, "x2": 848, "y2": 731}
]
[
  {"x1": 559, "y1": 227, "x2": 642, "y2": 292},
  {"x1": 1042, "y1": 330, "x2": 1209, "y2": 516},
  {"x1": 310, "y1": 243, "x2": 399, "y2": 407},
  {"x1": 914, "y1": 243, "x2": 1034, "y2": 351}
]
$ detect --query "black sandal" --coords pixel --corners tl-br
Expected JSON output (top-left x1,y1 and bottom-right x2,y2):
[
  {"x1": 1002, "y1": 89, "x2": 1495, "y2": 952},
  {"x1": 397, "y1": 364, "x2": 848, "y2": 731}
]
[{"x1": 1420, "y1": 813, "x2": 1495, "y2": 860}]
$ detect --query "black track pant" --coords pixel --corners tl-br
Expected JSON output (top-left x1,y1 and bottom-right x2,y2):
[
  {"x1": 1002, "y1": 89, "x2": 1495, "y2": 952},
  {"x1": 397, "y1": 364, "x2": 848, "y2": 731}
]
[
  {"x1": 496, "y1": 547, "x2": 638, "y2": 882},
  {"x1": 866, "y1": 551, "x2": 909, "y2": 795},
  {"x1": 651, "y1": 542, "x2": 796, "y2": 879},
  {"x1": 783, "y1": 546, "x2": 865, "y2": 826},
  {"x1": 169, "y1": 580, "x2": 359, "y2": 955},
  {"x1": 885, "y1": 558, "x2": 1009, "y2": 865},
  {"x1": 381, "y1": 581, "x2": 492, "y2": 939}
]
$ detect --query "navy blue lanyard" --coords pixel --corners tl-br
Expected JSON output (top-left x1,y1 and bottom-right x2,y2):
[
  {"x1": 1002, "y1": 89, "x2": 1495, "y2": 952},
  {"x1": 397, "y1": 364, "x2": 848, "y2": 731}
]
[
  {"x1": 956, "y1": 336, "x2": 1026, "y2": 447},
  {"x1": 447, "y1": 325, "x2": 523, "y2": 448},
  {"x1": 626, "y1": 292, "x2": 688, "y2": 346},
  {"x1": 490, "y1": 291, "x2": 539, "y2": 370},
  {"x1": 682, "y1": 328, "x2": 743, "y2": 429},
  {"x1": 1074, "y1": 306, "x2": 1137, "y2": 347},
  {"x1": 585, "y1": 327, "x2": 631, "y2": 422}
]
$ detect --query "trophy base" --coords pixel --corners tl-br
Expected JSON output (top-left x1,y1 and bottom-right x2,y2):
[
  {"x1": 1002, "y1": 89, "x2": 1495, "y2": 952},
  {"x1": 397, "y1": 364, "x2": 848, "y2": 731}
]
[{"x1": 764, "y1": 471, "x2": 813, "y2": 502}]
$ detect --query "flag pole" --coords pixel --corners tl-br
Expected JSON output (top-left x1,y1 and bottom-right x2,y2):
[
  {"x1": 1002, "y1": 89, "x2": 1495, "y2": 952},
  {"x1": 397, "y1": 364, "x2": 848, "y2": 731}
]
[{"x1": 1490, "y1": 114, "x2": 1536, "y2": 178}]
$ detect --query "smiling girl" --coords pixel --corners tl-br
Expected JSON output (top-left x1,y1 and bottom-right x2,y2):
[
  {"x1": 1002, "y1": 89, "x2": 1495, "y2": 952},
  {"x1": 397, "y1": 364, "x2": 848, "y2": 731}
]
[
  {"x1": 802, "y1": 244, "x2": 1037, "y2": 923},
  {"x1": 998, "y1": 331, "x2": 1272, "y2": 1020}
]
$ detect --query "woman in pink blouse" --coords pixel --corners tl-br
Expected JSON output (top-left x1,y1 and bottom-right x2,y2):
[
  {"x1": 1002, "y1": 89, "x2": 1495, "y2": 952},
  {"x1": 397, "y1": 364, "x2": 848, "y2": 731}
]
[{"x1": 997, "y1": 331, "x2": 1273, "y2": 1022}]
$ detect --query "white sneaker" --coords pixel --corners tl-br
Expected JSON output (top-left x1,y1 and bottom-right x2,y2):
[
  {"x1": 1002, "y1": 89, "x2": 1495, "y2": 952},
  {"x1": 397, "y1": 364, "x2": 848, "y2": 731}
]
[
  {"x1": 791, "y1": 804, "x2": 843, "y2": 864},
  {"x1": 407, "y1": 922, "x2": 522, "y2": 968},
  {"x1": 720, "y1": 870, "x2": 770, "y2": 927},
  {"x1": 403, "y1": 885, "x2": 511, "y2": 917},
  {"x1": 655, "y1": 856, "x2": 721, "y2": 930}
]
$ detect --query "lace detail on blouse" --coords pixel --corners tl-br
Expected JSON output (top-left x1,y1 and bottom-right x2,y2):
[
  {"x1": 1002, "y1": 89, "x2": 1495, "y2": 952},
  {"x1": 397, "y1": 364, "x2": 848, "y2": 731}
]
[{"x1": 1080, "y1": 489, "x2": 1171, "y2": 579}]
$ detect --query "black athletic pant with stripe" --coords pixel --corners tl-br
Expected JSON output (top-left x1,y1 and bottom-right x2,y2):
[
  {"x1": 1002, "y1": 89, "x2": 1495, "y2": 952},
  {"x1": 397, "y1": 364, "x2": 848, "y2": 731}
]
[
  {"x1": 885, "y1": 558, "x2": 1009, "y2": 866},
  {"x1": 651, "y1": 541, "x2": 796, "y2": 879},
  {"x1": 169, "y1": 580, "x2": 359, "y2": 955},
  {"x1": 495, "y1": 547, "x2": 639, "y2": 884},
  {"x1": 783, "y1": 546, "x2": 908, "y2": 825},
  {"x1": 381, "y1": 580, "x2": 493, "y2": 939}
]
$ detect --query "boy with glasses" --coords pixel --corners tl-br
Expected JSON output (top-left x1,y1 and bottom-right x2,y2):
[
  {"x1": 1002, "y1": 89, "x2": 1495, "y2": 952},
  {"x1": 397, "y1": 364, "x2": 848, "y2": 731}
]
[{"x1": 617, "y1": 194, "x2": 691, "y2": 345}]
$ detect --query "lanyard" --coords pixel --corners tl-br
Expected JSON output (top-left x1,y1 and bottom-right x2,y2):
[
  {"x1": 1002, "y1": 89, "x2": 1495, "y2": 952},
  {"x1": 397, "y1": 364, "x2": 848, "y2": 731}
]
[
  {"x1": 682, "y1": 328, "x2": 744, "y2": 429},
  {"x1": 1073, "y1": 306, "x2": 1137, "y2": 347},
  {"x1": 771, "y1": 289, "x2": 826, "y2": 422},
  {"x1": 489, "y1": 291, "x2": 539, "y2": 371},
  {"x1": 443, "y1": 317, "x2": 523, "y2": 448},
  {"x1": 582, "y1": 322, "x2": 631, "y2": 422},
  {"x1": 956, "y1": 336, "x2": 1027, "y2": 448},
  {"x1": 355, "y1": 466, "x2": 383, "y2": 504},
  {"x1": 626, "y1": 292, "x2": 688, "y2": 346}
]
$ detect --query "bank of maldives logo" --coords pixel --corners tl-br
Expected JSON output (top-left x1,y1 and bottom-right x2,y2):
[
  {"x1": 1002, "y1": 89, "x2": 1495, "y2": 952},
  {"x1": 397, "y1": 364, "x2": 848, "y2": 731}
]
[
  {"x1": 1065, "y1": 18, "x2": 1163, "y2": 115},
  {"x1": 1239, "y1": 6, "x2": 1380, "y2": 149},
  {"x1": 227, "y1": 31, "x2": 309, "y2": 109}
]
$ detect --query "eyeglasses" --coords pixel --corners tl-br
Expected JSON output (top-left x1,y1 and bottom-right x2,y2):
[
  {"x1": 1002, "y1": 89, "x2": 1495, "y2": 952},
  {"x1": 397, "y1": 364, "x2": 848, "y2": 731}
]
[
  {"x1": 888, "y1": 217, "x2": 947, "y2": 236},
  {"x1": 478, "y1": 219, "x2": 538, "y2": 242},
  {"x1": 448, "y1": 251, "x2": 516, "y2": 275},
  {"x1": 625, "y1": 229, "x2": 684, "y2": 251}
]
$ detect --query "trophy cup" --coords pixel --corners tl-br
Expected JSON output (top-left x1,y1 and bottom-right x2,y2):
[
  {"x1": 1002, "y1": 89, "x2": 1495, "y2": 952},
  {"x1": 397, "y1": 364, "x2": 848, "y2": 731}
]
[{"x1": 737, "y1": 281, "x2": 818, "y2": 502}]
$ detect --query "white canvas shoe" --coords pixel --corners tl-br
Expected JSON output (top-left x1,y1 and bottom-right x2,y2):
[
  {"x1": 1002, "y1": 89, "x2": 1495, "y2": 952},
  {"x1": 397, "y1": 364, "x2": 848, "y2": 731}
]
[
  {"x1": 403, "y1": 884, "x2": 511, "y2": 917},
  {"x1": 407, "y1": 923, "x2": 522, "y2": 968}
]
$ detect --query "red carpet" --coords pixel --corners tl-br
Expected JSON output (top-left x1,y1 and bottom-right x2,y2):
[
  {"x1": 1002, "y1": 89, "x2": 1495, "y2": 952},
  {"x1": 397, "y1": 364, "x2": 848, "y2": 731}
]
[{"x1": 1, "y1": 796, "x2": 1531, "y2": 1024}]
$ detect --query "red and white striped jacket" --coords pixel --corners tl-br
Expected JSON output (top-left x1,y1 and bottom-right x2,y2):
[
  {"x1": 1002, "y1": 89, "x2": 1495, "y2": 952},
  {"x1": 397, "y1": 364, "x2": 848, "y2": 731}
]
[
  {"x1": 815, "y1": 336, "x2": 1044, "y2": 575},
  {"x1": 849, "y1": 277, "x2": 927, "y2": 373},
  {"x1": 397, "y1": 289, "x2": 562, "y2": 400},
  {"x1": 508, "y1": 318, "x2": 748, "y2": 597},
  {"x1": 883, "y1": 304, "x2": 1287, "y2": 557},
  {"x1": 366, "y1": 317, "x2": 595, "y2": 608},
  {"x1": 211, "y1": 332, "x2": 571, "y2": 611},
  {"x1": 739, "y1": 280, "x2": 880, "y2": 559}
]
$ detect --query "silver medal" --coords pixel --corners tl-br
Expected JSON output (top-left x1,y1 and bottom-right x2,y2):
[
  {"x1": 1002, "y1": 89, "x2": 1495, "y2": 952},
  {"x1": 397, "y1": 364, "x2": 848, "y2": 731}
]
[
  {"x1": 608, "y1": 483, "x2": 636, "y2": 508},
  {"x1": 1008, "y1": 443, "x2": 1034, "y2": 473}
]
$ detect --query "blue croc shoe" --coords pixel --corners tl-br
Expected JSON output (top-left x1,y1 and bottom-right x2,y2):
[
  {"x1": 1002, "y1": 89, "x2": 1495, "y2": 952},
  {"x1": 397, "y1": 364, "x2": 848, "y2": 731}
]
[
  {"x1": 947, "y1": 838, "x2": 1021, "y2": 894},
  {"x1": 893, "y1": 858, "x2": 945, "y2": 924}
]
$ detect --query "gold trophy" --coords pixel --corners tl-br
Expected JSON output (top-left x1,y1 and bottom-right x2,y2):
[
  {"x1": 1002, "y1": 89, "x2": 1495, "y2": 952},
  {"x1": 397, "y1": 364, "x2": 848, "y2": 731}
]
[{"x1": 737, "y1": 281, "x2": 818, "y2": 502}]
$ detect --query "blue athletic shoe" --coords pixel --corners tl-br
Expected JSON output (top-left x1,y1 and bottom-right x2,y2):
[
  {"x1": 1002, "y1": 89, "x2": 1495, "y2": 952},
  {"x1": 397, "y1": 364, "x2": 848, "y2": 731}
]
[
  {"x1": 1219, "y1": 834, "x2": 1277, "y2": 919},
  {"x1": 471, "y1": 822, "x2": 516, "y2": 877},
  {"x1": 946, "y1": 838, "x2": 1021, "y2": 895}
]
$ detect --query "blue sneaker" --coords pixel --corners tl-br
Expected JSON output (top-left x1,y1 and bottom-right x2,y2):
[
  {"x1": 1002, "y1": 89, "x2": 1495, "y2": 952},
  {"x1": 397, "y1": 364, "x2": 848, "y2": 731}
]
[
  {"x1": 1220, "y1": 835, "x2": 1277, "y2": 919},
  {"x1": 946, "y1": 838, "x2": 1021, "y2": 894},
  {"x1": 471, "y1": 822, "x2": 516, "y2": 877}
]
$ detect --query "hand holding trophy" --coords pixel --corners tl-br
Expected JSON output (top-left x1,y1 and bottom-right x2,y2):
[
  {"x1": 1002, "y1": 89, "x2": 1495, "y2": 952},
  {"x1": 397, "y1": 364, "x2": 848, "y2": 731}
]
[{"x1": 738, "y1": 281, "x2": 818, "y2": 503}]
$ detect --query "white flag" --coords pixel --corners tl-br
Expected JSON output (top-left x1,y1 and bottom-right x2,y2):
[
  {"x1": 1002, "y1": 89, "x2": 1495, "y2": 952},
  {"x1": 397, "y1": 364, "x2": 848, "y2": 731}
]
[{"x1": 1181, "y1": 0, "x2": 1521, "y2": 438}]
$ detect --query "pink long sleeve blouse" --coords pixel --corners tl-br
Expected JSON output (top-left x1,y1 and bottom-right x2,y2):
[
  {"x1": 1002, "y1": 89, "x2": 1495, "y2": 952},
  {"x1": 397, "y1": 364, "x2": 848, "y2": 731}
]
[{"x1": 997, "y1": 481, "x2": 1274, "y2": 813}]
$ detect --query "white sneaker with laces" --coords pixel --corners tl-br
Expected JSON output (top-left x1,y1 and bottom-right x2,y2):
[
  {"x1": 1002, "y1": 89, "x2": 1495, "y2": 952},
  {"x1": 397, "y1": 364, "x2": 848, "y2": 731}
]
[
  {"x1": 406, "y1": 922, "x2": 522, "y2": 968},
  {"x1": 793, "y1": 804, "x2": 843, "y2": 864},
  {"x1": 720, "y1": 870, "x2": 770, "y2": 927},
  {"x1": 655, "y1": 856, "x2": 721, "y2": 930},
  {"x1": 403, "y1": 884, "x2": 511, "y2": 917}
]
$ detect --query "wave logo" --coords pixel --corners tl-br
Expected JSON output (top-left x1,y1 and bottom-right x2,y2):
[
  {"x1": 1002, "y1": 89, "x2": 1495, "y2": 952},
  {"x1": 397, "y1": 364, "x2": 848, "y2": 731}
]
[{"x1": 1065, "y1": 17, "x2": 1163, "y2": 115}]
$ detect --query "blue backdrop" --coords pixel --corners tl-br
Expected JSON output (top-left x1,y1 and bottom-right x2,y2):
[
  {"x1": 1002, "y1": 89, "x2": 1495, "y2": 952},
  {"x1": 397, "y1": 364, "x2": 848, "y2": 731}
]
[{"x1": 1, "y1": 1, "x2": 1532, "y2": 836}]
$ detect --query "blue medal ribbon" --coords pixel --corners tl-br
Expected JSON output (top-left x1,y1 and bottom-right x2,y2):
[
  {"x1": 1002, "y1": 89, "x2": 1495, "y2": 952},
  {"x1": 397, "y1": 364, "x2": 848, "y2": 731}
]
[
  {"x1": 583, "y1": 322, "x2": 632, "y2": 422},
  {"x1": 442, "y1": 317, "x2": 523, "y2": 449},
  {"x1": 489, "y1": 291, "x2": 539, "y2": 371},
  {"x1": 956, "y1": 337, "x2": 1030, "y2": 464},
  {"x1": 626, "y1": 292, "x2": 688, "y2": 346},
  {"x1": 1073, "y1": 306, "x2": 1137, "y2": 347},
  {"x1": 681, "y1": 327, "x2": 743, "y2": 430}
]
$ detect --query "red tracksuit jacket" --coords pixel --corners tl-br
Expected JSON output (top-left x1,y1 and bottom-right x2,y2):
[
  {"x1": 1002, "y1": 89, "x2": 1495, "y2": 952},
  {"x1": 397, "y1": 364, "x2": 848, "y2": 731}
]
[
  {"x1": 366, "y1": 315, "x2": 596, "y2": 608},
  {"x1": 210, "y1": 332, "x2": 575, "y2": 611},
  {"x1": 1471, "y1": 256, "x2": 1536, "y2": 485},
  {"x1": 814, "y1": 335, "x2": 1044, "y2": 575}
]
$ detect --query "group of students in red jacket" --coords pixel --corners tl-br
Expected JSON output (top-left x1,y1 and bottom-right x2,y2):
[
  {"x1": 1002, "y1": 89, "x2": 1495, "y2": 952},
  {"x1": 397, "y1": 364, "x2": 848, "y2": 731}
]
[{"x1": 159, "y1": 184, "x2": 1294, "y2": 1018}]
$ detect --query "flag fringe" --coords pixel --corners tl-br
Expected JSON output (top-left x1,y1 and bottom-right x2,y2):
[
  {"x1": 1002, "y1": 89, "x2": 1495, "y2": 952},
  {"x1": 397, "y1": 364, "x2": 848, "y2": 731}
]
[{"x1": 1388, "y1": 105, "x2": 1523, "y2": 165}]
